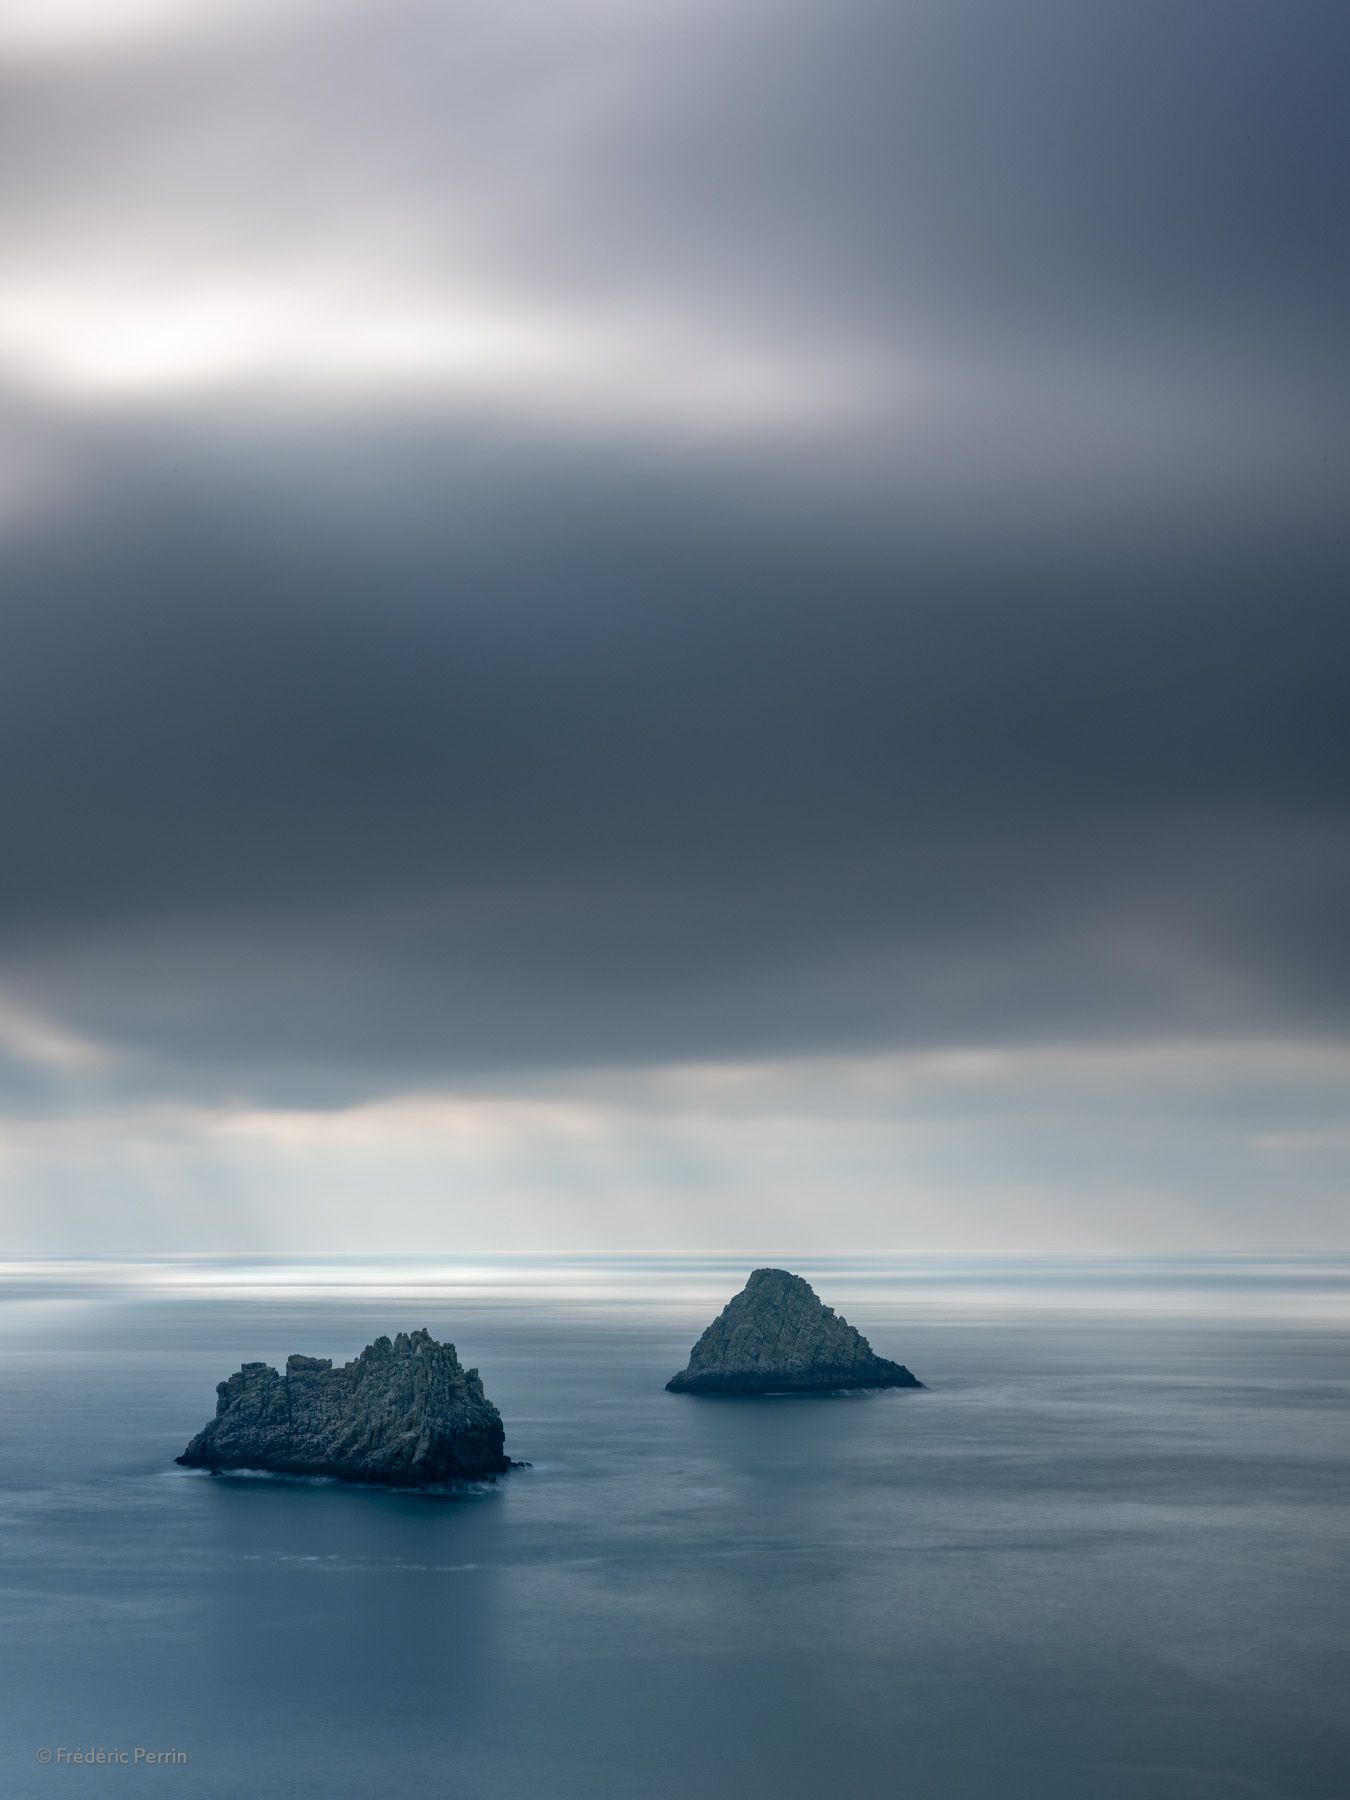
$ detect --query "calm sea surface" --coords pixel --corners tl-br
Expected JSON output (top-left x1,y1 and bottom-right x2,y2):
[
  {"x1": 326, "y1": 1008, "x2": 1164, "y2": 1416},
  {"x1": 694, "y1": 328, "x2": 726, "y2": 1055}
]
[{"x1": 1, "y1": 1256, "x2": 1347, "y2": 1799}]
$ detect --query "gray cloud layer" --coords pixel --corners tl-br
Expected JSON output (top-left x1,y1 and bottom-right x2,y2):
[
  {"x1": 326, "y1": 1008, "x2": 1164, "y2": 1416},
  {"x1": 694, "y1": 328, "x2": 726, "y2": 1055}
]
[{"x1": 0, "y1": 0, "x2": 1347, "y2": 1245}]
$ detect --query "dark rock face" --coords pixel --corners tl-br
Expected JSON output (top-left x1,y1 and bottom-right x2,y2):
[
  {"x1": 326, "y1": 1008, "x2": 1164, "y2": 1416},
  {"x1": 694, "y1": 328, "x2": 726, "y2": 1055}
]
[
  {"x1": 666, "y1": 1268, "x2": 923, "y2": 1394},
  {"x1": 176, "y1": 1328, "x2": 509, "y2": 1484}
]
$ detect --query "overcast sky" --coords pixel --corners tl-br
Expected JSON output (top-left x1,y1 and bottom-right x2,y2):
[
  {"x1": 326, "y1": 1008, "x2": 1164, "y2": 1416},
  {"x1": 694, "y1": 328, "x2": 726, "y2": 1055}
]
[{"x1": 1, "y1": 0, "x2": 1347, "y2": 1254}]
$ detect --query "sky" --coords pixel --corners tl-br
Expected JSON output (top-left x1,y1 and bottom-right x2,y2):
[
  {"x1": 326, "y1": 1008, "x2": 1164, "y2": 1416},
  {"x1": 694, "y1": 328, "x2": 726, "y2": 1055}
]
[{"x1": 1, "y1": 0, "x2": 1347, "y2": 1254}]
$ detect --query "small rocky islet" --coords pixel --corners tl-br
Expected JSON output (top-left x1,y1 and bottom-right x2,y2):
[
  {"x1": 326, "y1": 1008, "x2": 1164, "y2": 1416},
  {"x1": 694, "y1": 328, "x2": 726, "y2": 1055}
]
[
  {"x1": 666, "y1": 1267, "x2": 923, "y2": 1395},
  {"x1": 177, "y1": 1269, "x2": 921, "y2": 1487},
  {"x1": 176, "y1": 1327, "x2": 508, "y2": 1485}
]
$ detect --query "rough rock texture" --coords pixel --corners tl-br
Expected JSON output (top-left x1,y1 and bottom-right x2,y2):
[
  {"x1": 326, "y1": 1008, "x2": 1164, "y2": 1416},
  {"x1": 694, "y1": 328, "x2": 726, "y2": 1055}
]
[
  {"x1": 666, "y1": 1268, "x2": 923, "y2": 1394},
  {"x1": 176, "y1": 1328, "x2": 509, "y2": 1484}
]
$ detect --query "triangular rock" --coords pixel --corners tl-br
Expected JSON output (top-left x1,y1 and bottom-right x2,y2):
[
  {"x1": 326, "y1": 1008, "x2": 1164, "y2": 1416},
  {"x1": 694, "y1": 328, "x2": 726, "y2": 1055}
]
[{"x1": 666, "y1": 1268, "x2": 923, "y2": 1394}]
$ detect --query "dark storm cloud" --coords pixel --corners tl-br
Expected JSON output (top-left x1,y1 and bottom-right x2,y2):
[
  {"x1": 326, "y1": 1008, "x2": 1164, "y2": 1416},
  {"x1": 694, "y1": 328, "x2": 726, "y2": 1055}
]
[
  {"x1": 2, "y1": 405, "x2": 1346, "y2": 1106},
  {"x1": 0, "y1": 0, "x2": 1347, "y2": 1113}
]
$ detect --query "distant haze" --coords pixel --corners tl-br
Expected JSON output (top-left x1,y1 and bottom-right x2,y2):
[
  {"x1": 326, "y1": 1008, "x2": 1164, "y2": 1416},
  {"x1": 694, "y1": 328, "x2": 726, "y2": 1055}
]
[{"x1": 1, "y1": 0, "x2": 1347, "y2": 1252}]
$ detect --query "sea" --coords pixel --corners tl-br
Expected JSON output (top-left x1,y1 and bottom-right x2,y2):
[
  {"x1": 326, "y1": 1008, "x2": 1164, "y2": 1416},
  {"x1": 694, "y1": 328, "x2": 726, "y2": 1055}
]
[{"x1": 1, "y1": 1255, "x2": 1347, "y2": 1800}]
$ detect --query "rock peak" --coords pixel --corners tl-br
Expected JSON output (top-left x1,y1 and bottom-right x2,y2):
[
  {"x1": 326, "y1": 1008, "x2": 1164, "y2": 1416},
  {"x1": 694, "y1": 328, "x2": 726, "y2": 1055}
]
[
  {"x1": 176, "y1": 1328, "x2": 508, "y2": 1485},
  {"x1": 745, "y1": 1266, "x2": 814, "y2": 1292},
  {"x1": 666, "y1": 1268, "x2": 923, "y2": 1395}
]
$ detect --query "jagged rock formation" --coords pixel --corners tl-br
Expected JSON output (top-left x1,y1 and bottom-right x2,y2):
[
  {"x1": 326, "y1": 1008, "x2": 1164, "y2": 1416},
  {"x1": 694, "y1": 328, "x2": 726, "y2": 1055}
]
[
  {"x1": 176, "y1": 1328, "x2": 509, "y2": 1484},
  {"x1": 666, "y1": 1268, "x2": 923, "y2": 1394}
]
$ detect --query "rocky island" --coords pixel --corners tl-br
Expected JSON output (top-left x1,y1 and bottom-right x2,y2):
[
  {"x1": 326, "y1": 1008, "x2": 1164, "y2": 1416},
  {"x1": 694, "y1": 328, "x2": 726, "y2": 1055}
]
[
  {"x1": 666, "y1": 1267, "x2": 923, "y2": 1394},
  {"x1": 176, "y1": 1328, "x2": 509, "y2": 1484}
]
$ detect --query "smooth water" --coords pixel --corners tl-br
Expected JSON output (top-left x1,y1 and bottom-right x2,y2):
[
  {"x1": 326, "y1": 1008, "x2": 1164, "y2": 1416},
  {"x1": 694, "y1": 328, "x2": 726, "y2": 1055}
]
[{"x1": 1, "y1": 1258, "x2": 1347, "y2": 1799}]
